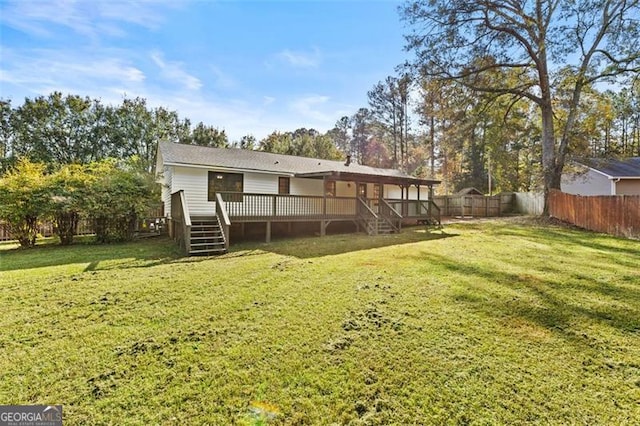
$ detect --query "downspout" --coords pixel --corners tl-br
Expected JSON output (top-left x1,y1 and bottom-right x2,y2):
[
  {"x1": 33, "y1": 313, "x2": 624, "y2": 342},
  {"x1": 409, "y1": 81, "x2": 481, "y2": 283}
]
[{"x1": 612, "y1": 178, "x2": 620, "y2": 195}]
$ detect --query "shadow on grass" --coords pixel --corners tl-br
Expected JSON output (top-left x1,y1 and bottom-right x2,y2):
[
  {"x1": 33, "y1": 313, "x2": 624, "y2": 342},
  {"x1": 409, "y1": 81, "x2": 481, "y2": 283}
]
[
  {"x1": 240, "y1": 227, "x2": 457, "y2": 259},
  {"x1": 0, "y1": 236, "x2": 182, "y2": 273},
  {"x1": 481, "y1": 219, "x2": 640, "y2": 258},
  {"x1": 0, "y1": 228, "x2": 456, "y2": 272},
  {"x1": 407, "y1": 251, "x2": 640, "y2": 341}
]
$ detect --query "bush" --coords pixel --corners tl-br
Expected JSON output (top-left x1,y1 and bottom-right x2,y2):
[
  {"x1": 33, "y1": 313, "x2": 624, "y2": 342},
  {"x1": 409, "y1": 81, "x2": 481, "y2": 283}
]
[
  {"x1": 82, "y1": 159, "x2": 160, "y2": 243},
  {"x1": 0, "y1": 158, "x2": 160, "y2": 246},
  {"x1": 50, "y1": 164, "x2": 88, "y2": 245},
  {"x1": 0, "y1": 159, "x2": 52, "y2": 248}
]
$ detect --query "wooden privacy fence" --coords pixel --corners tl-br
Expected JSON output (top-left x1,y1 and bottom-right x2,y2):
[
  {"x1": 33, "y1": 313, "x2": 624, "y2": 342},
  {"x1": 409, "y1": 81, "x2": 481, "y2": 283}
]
[
  {"x1": 549, "y1": 190, "x2": 640, "y2": 239},
  {"x1": 0, "y1": 205, "x2": 163, "y2": 242},
  {"x1": 514, "y1": 192, "x2": 544, "y2": 215},
  {"x1": 0, "y1": 219, "x2": 95, "y2": 242},
  {"x1": 433, "y1": 193, "x2": 514, "y2": 217}
]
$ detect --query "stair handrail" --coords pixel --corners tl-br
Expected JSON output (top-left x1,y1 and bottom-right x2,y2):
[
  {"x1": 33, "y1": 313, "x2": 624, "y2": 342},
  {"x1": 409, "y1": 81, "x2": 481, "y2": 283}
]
[
  {"x1": 425, "y1": 199, "x2": 441, "y2": 226},
  {"x1": 170, "y1": 190, "x2": 191, "y2": 254},
  {"x1": 215, "y1": 192, "x2": 231, "y2": 251},
  {"x1": 379, "y1": 198, "x2": 402, "y2": 232},
  {"x1": 357, "y1": 197, "x2": 378, "y2": 235}
]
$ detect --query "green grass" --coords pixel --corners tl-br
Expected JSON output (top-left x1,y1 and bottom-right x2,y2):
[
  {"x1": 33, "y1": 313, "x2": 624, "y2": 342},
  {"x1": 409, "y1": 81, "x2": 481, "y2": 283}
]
[{"x1": 1, "y1": 218, "x2": 639, "y2": 425}]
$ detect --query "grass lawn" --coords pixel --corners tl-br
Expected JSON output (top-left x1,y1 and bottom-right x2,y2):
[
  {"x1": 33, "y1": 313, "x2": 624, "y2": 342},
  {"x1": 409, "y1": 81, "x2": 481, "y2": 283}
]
[{"x1": 1, "y1": 218, "x2": 639, "y2": 424}]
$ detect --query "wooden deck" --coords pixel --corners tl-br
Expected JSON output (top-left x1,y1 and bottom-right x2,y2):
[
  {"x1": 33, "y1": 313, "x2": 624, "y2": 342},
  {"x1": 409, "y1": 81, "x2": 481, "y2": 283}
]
[{"x1": 170, "y1": 191, "x2": 441, "y2": 254}]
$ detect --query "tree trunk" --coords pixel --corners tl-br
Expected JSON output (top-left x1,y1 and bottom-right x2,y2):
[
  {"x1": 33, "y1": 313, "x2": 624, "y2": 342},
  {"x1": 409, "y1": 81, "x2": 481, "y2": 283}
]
[
  {"x1": 540, "y1": 101, "x2": 557, "y2": 215},
  {"x1": 430, "y1": 116, "x2": 435, "y2": 176}
]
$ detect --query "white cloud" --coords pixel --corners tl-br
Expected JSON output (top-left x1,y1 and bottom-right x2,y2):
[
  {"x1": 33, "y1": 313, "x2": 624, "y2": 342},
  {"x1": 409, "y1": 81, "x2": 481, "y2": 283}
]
[
  {"x1": 150, "y1": 50, "x2": 202, "y2": 91},
  {"x1": 0, "y1": 0, "x2": 92, "y2": 37},
  {"x1": 0, "y1": 45, "x2": 342, "y2": 143},
  {"x1": 0, "y1": 48, "x2": 145, "y2": 98},
  {"x1": 209, "y1": 66, "x2": 236, "y2": 90},
  {"x1": 96, "y1": 1, "x2": 170, "y2": 30},
  {"x1": 289, "y1": 95, "x2": 332, "y2": 122},
  {"x1": 0, "y1": 0, "x2": 170, "y2": 40},
  {"x1": 277, "y1": 48, "x2": 322, "y2": 68}
]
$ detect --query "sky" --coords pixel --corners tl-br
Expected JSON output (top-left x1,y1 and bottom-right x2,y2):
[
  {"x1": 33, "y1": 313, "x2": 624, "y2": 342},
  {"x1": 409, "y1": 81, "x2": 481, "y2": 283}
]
[{"x1": 0, "y1": 0, "x2": 411, "y2": 142}]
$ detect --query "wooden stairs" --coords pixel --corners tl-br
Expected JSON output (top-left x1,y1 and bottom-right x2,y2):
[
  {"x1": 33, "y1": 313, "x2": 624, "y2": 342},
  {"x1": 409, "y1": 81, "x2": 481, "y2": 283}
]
[
  {"x1": 362, "y1": 217, "x2": 397, "y2": 235},
  {"x1": 189, "y1": 216, "x2": 227, "y2": 256}
]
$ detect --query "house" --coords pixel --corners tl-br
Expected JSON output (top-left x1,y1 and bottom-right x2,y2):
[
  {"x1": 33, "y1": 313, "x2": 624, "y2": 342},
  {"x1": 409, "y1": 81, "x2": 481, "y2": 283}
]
[
  {"x1": 156, "y1": 141, "x2": 440, "y2": 255},
  {"x1": 561, "y1": 157, "x2": 640, "y2": 196}
]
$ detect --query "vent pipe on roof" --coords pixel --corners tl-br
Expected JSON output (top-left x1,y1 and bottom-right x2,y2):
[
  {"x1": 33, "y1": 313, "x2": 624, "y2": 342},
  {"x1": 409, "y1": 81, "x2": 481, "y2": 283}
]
[{"x1": 345, "y1": 154, "x2": 351, "y2": 166}]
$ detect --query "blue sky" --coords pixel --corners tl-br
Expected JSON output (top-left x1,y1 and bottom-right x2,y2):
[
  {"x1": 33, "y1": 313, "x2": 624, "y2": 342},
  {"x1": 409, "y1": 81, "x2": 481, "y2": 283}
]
[{"x1": 0, "y1": 0, "x2": 409, "y2": 141}]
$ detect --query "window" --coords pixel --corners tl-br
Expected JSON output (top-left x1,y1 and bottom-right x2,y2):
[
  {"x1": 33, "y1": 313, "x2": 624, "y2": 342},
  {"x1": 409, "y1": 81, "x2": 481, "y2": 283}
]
[
  {"x1": 278, "y1": 177, "x2": 290, "y2": 195},
  {"x1": 358, "y1": 183, "x2": 367, "y2": 198},
  {"x1": 208, "y1": 172, "x2": 243, "y2": 202},
  {"x1": 325, "y1": 180, "x2": 336, "y2": 197}
]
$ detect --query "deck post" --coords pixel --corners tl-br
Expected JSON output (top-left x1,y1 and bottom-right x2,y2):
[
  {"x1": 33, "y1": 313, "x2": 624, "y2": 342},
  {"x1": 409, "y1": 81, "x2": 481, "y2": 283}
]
[
  {"x1": 265, "y1": 221, "x2": 271, "y2": 243},
  {"x1": 322, "y1": 176, "x2": 327, "y2": 216},
  {"x1": 320, "y1": 220, "x2": 326, "y2": 236},
  {"x1": 403, "y1": 185, "x2": 409, "y2": 216}
]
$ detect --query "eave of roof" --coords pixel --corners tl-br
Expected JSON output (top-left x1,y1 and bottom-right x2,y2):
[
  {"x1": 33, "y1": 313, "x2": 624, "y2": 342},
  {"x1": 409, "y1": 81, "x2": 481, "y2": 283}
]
[{"x1": 296, "y1": 171, "x2": 440, "y2": 186}]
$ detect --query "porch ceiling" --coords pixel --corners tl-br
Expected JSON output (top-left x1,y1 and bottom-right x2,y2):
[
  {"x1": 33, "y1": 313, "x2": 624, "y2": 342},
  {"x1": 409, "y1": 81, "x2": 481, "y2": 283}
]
[{"x1": 295, "y1": 171, "x2": 440, "y2": 187}]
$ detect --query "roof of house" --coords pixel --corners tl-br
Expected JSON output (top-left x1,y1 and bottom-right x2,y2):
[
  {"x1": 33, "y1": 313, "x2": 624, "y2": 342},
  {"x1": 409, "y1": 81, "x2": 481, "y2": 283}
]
[
  {"x1": 158, "y1": 141, "x2": 440, "y2": 186},
  {"x1": 455, "y1": 187, "x2": 484, "y2": 196},
  {"x1": 581, "y1": 157, "x2": 640, "y2": 178}
]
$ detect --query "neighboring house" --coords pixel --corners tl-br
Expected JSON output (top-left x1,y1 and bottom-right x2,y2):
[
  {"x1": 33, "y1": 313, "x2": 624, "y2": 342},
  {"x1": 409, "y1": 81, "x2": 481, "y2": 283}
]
[
  {"x1": 561, "y1": 157, "x2": 640, "y2": 196},
  {"x1": 156, "y1": 142, "x2": 441, "y2": 255}
]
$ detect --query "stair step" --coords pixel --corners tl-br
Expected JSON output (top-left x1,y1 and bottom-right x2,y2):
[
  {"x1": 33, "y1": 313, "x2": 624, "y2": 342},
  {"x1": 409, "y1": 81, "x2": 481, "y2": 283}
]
[
  {"x1": 189, "y1": 248, "x2": 226, "y2": 255},
  {"x1": 191, "y1": 241, "x2": 225, "y2": 247},
  {"x1": 191, "y1": 241, "x2": 224, "y2": 244},
  {"x1": 192, "y1": 245, "x2": 224, "y2": 249}
]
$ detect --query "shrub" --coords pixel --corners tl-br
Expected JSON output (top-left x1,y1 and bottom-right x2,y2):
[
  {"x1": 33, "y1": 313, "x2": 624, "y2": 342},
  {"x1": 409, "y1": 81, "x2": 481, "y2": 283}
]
[
  {"x1": 0, "y1": 159, "x2": 52, "y2": 247},
  {"x1": 82, "y1": 159, "x2": 159, "y2": 243},
  {"x1": 0, "y1": 158, "x2": 160, "y2": 246}
]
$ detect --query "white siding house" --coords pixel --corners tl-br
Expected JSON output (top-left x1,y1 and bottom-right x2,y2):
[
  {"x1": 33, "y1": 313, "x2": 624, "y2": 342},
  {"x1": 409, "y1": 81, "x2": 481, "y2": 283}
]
[
  {"x1": 561, "y1": 166, "x2": 614, "y2": 195},
  {"x1": 156, "y1": 142, "x2": 441, "y2": 253},
  {"x1": 561, "y1": 158, "x2": 640, "y2": 196}
]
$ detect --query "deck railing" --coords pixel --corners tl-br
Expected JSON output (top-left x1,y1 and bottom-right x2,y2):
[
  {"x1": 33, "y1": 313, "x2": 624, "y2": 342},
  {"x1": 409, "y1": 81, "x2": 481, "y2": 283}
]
[
  {"x1": 217, "y1": 192, "x2": 358, "y2": 220},
  {"x1": 385, "y1": 199, "x2": 426, "y2": 217},
  {"x1": 382, "y1": 198, "x2": 441, "y2": 226},
  {"x1": 170, "y1": 190, "x2": 191, "y2": 254},
  {"x1": 213, "y1": 192, "x2": 439, "y2": 229}
]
